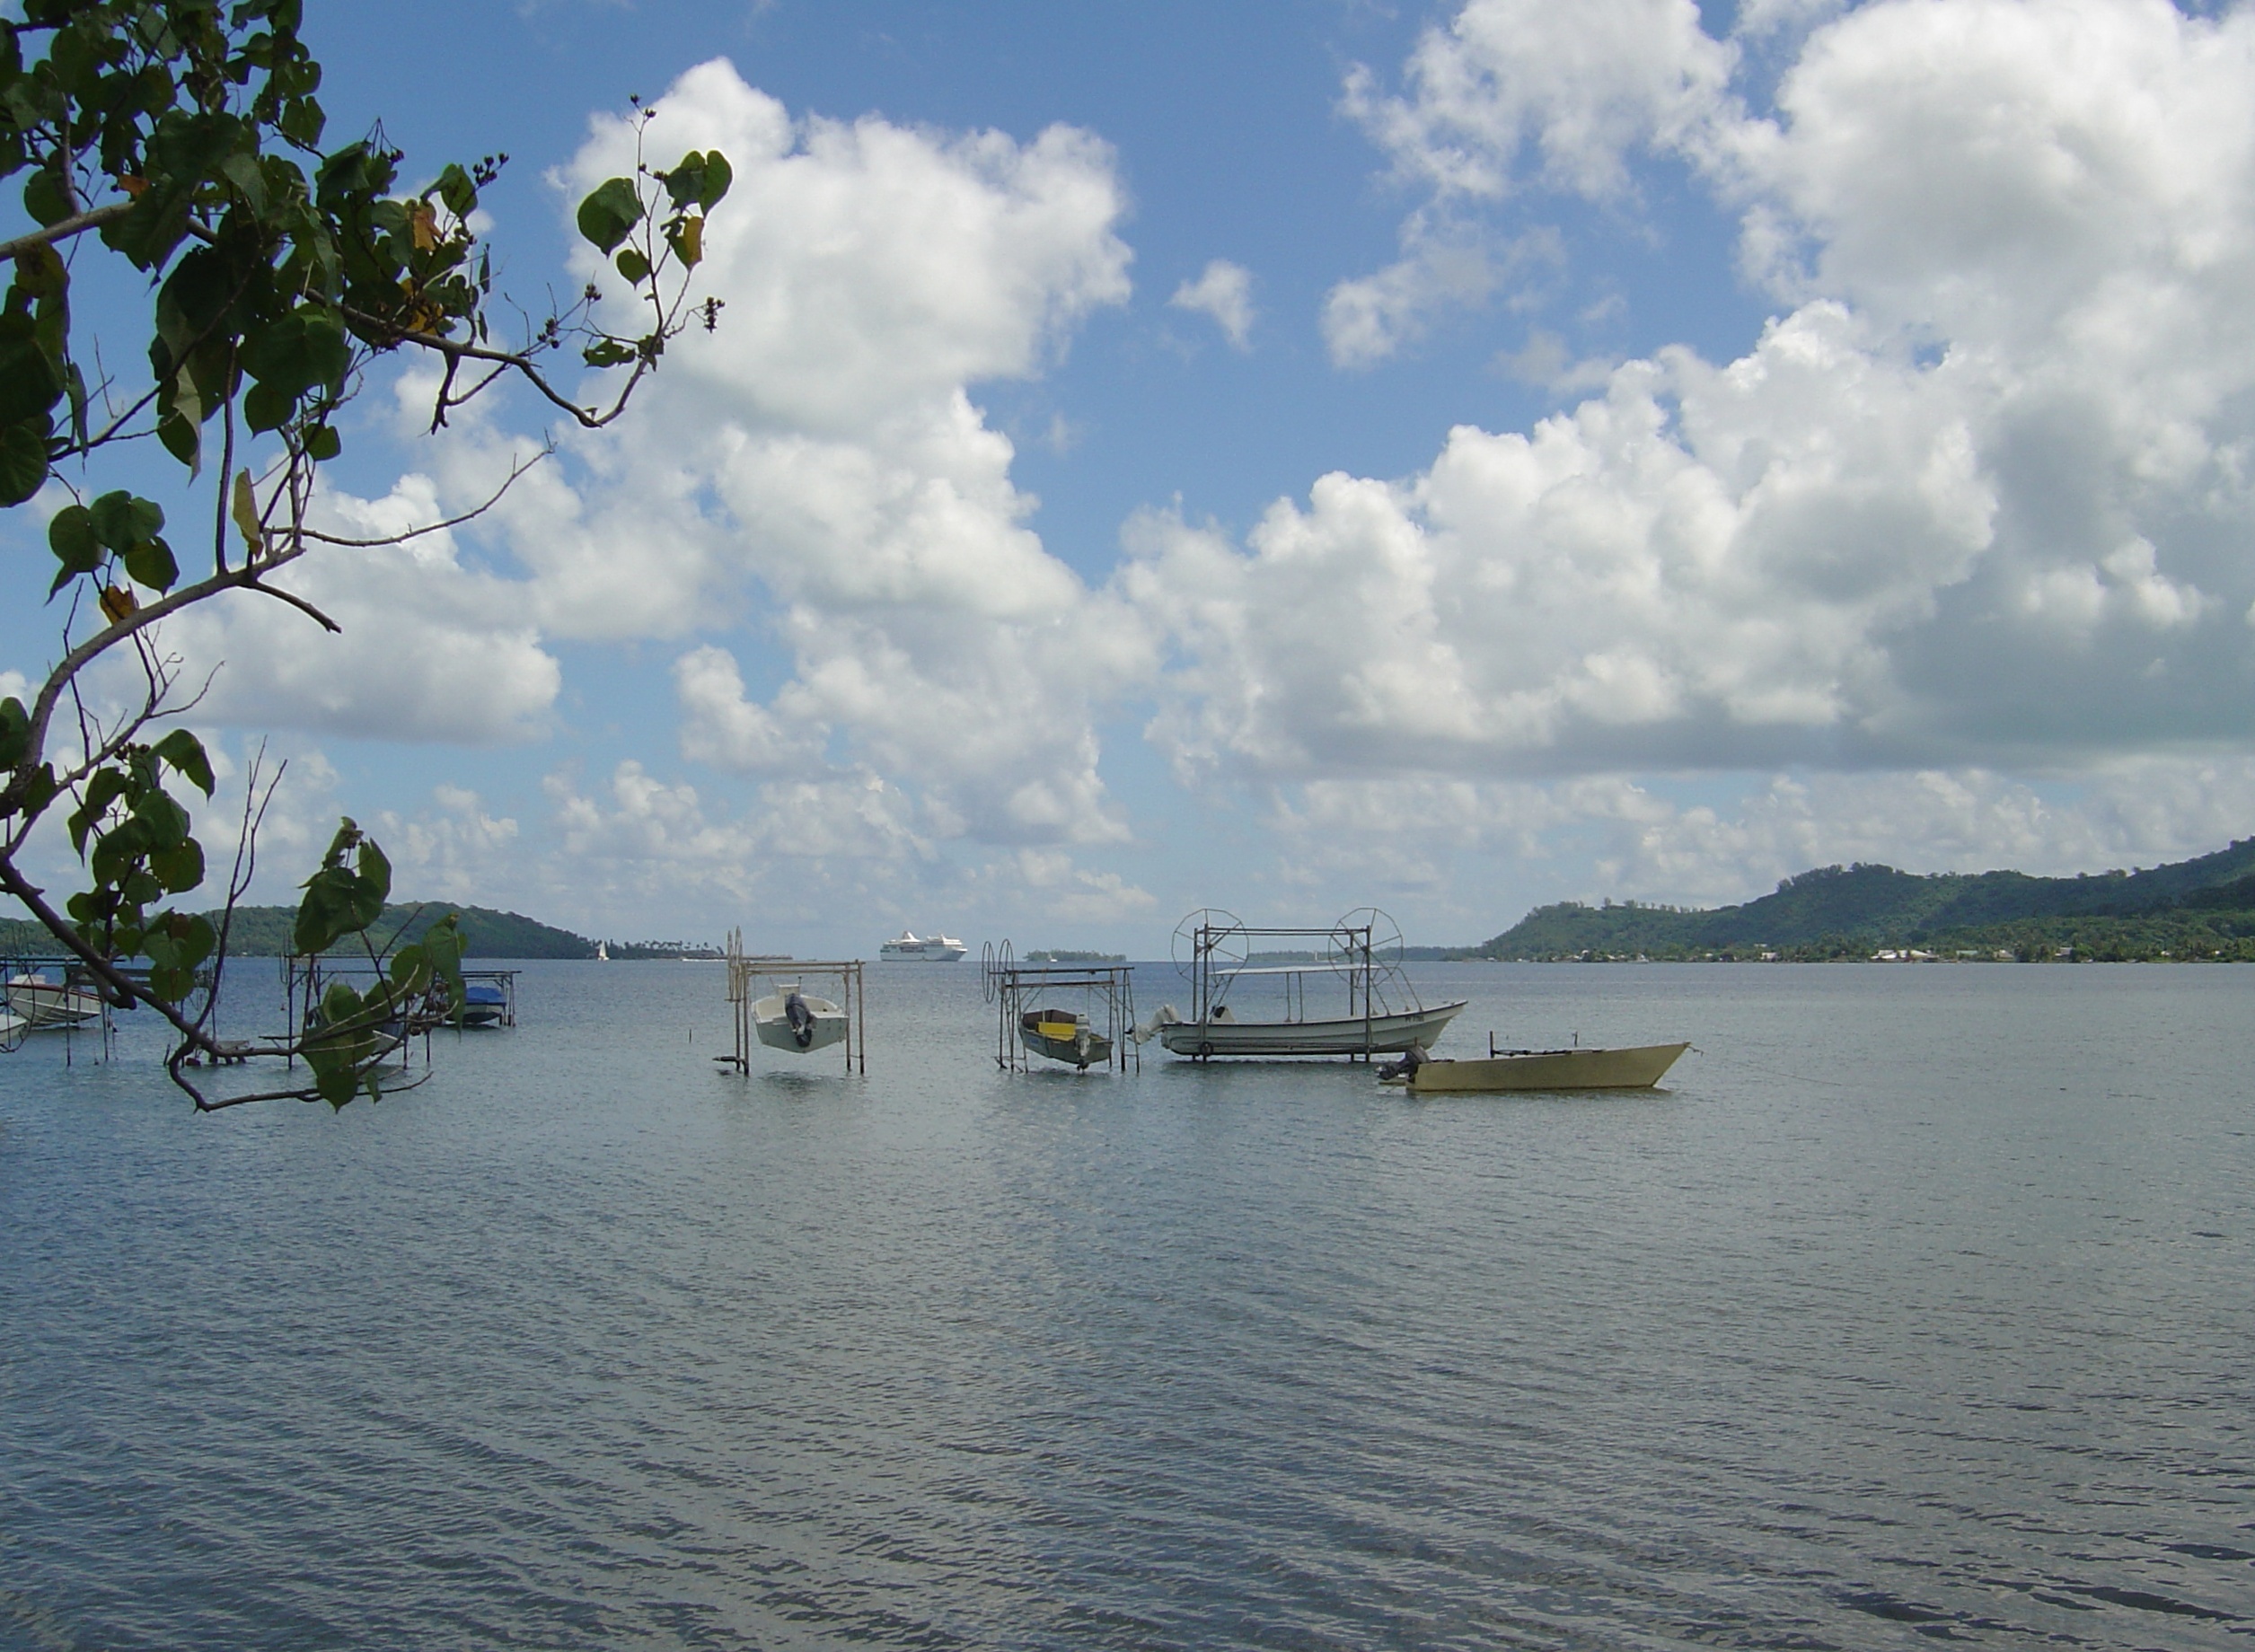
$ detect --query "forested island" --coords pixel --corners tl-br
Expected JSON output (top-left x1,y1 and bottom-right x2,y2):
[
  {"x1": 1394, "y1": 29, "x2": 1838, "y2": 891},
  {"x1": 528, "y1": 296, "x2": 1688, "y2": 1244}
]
[
  {"x1": 0, "y1": 904, "x2": 715, "y2": 962},
  {"x1": 1447, "y1": 837, "x2": 2255, "y2": 962}
]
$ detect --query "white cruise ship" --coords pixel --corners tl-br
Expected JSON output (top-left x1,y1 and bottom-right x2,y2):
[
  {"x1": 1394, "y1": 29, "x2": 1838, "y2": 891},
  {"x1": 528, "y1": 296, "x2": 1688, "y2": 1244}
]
[{"x1": 879, "y1": 929, "x2": 968, "y2": 963}]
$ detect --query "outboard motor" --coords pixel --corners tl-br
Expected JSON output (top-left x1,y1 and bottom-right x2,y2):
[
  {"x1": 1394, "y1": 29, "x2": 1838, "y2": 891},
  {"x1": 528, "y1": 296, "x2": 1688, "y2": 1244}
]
[
  {"x1": 1377, "y1": 1042, "x2": 1428, "y2": 1083},
  {"x1": 785, "y1": 989, "x2": 815, "y2": 1050}
]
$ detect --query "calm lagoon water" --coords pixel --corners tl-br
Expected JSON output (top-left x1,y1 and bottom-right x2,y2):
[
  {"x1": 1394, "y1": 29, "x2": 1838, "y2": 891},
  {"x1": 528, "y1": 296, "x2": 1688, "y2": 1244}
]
[{"x1": 2, "y1": 960, "x2": 2251, "y2": 1648}]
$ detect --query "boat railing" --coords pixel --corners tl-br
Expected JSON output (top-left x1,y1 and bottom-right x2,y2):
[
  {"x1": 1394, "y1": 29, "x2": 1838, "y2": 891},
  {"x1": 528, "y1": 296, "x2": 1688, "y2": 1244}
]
[{"x1": 1171, "y1": 909, "x2": 1420, "y2": 1058}]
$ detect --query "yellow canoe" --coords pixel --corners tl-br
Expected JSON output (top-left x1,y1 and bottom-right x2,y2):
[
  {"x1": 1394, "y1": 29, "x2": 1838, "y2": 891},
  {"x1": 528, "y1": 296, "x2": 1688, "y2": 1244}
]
[{"x1": 1397, "y1": 1041, "x2": 1689, "y2": 1093}]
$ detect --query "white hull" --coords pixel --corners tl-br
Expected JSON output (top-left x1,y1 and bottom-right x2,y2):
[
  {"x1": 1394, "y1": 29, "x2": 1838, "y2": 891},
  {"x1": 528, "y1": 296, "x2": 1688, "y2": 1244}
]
[
  {"x1": 879, "y1": 934, "x2": 966, "y2": 963},
  {"x1": 751, "y1": 990, "x2": 850, "y2": 1054},
  {"x1": 1160, "y1": 1001, "x2": 1466, "y2": 1058},
  {"x1": 6, "y1": 977, "x2": 103, "y2": 1029}
]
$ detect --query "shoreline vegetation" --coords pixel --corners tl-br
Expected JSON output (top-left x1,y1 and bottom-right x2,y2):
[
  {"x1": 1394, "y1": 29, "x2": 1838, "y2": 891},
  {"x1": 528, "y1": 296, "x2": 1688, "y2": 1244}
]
[
  {"x1": 0, "y1": 904, "x2": 714, "y2": 962},
  {"x1": 1423, "y1": 835, "x2": 2255, "y2": 963},
  {"x1": 9, "y1": 837, "x2": 2255, "y2": 966}
]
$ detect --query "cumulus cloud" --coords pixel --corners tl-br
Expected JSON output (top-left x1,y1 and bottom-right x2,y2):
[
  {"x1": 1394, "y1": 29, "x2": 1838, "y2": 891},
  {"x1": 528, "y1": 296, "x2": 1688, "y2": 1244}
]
[
  {"x1": 1343, "y1": 0, "x2": 1737, "y2": 201},
  {"x1": 1264, "y1": 755, "x2": 2255, "y2": 926},
  {"x1": 1176, "y1": 0, "x2": 2255, "y2": 791},
  {"x1": 1321, "y1": 217, "x2": 1560, "y2": 367},
  {"x1": 537, "y1": 760, "x2": 930, "y2": 932},
  {"x1": 154, "y1": 473, "x2": 562, "y2": 744},
  {"x1": 1170, "y1": 259, "x2": 1256, "y2": 349},
  {"x1": 518, "y1": 62, "x2": 1147, "y2": 848},
  {"x1": 377, "y1": 784, "x2": 522, "y2": 906}
]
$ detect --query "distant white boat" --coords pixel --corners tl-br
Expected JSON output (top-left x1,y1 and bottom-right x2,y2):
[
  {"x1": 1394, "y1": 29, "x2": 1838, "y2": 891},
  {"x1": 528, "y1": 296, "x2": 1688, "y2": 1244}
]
[
  {"x1": 751, "y1": 985, "x2": 850, "y2": 1053},
  {"x1": 879, "y1": 929, "x2": 967, "y2": 963}
]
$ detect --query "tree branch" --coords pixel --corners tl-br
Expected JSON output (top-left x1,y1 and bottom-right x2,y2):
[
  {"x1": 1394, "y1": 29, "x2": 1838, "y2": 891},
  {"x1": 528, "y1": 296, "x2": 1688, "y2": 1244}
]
[
  {"x1": 0, "y1": 856, "x2": 223, "y2": 1054},
  {"x1": 339, "y1": 303, "x2": 651, "y2": 430},
  {"x1": 0, "y1": 200, "x2": 135, "y2": 263}
]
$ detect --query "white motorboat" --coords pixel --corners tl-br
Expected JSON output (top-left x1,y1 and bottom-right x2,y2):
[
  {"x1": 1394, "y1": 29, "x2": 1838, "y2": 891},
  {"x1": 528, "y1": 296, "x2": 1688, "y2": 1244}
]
[
  {"x1": 1149, "y1": 998, "x2": 1466, "y2": 1059},
  {"x1": 751, "y1": 985, "x2": 850, "y2": 1053},
  {"x1": 5, "y1": 972, "x2": 104, "y2": 1029},
  {"x1": 1144, "y1": 907, "x2": 1463, "y2": 1060},
  {"x1": 879, "y1": 929, "x2": 967, "y2": 963}
]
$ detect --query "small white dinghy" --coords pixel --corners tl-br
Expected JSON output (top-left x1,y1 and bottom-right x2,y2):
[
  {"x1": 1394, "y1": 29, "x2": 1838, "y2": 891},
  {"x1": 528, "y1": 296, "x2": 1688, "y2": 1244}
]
[{"x1": 751, "y1": 985, "x2": 850, "y2": 1054}]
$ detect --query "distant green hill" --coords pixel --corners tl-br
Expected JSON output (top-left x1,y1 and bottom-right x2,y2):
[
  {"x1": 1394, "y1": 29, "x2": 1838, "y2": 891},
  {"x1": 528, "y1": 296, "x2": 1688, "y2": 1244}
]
[
  {"x1": 1483, "y1": 838, "x2": 2255, "y2": 962},
  {"x1": 0, "y1": 902, "x2": 597, "y2": 960}
]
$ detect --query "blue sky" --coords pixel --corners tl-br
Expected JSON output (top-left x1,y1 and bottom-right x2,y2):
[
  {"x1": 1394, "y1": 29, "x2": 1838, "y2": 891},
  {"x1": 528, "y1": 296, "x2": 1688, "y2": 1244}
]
[{"x1": 9, "y1": 0, "x2": 2255, "y2": 955}]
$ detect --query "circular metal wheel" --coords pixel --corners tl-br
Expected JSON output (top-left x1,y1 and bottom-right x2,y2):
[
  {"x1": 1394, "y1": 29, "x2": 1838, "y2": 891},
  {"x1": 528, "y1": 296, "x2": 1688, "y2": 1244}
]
[
  {"x1": 980, "y1": 938, "x2": 1013, "y2": 1004},
  {"x1": 1325, "y1": 907, "x2": 1405, "y2": 972},
  {"x1": 1172, "y1": 908, "x2": 1246, "y2": 981}
]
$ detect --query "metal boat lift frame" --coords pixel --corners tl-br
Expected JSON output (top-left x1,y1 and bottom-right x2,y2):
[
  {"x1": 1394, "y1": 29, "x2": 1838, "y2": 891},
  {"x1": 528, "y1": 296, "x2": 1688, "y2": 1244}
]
[
  {"x1": 721, "y1": 930, "x2": 866, "y2": 1074},
  {"x1": 281, "y1": 957, "x2": 521, "y2": 1075},
  {"x1": 1181, "y1": 913, "x2": 1405, "y2": 1063},
  {"x1": 0, "y1": 953, "x2": 119, "y2": 1059},
  {"x1": 982, "y1": 941, "x2": 1138, "y2": 1074}
]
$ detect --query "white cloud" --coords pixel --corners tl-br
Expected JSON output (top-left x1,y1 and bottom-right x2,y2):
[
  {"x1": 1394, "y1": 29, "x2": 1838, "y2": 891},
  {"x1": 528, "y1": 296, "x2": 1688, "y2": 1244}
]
[
  {"x1": 536, "y1": 760, "x2": 931, "y2": 932},
  {"x1": 154, "y1": 473, "x2": 561, "y2": 745},
  {"x1": 1344, "y1": 0, "x2": 1737, "y2": 201},
  {"x1": 377, "y1": 785, "x2": 522, "y2": 907},
  {"x1": 505, "y1": 61, "x2": 1146, "y2": 848},
  {"x1": 1263, "y1": 755, "x2": 2255, "y2": 926},
  {"x1": 1174, "y1": 0, "x2": 2255, "y2": 787},
  {"x1": 1170, "y1": 259, "x2": 1256, "y2": 349},
  {"x1": 1321, "y1": 217, "x2": 1560, "y2": 367},
  {"x1": 984, "y1": 848, "x2": 1157, "y2": 924}
]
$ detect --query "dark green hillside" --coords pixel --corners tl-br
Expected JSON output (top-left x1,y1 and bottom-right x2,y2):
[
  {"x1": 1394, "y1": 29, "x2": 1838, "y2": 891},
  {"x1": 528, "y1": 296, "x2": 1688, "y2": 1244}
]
[
  {"x1": 1483, "y1": 838, "x2": 2255, "y2": 961},
  {"x1": 1, "y1": 903, "x2": 595, "y2": 960},
  {"x1": 213, "y1": 904, "x2": 597, "y2": 958}
]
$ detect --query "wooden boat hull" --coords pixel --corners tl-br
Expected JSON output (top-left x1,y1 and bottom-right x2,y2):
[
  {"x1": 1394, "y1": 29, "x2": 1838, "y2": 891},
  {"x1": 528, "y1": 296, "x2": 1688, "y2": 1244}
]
[
  {"x1": 1405, "y1": 1042, "x2": 1688, "y2": 1093},
  {"x1": 752, "y1": 991, "x2": 849, "y2": 1054},
  {"x1": 1160, "y1": 1001, "x2": 1466, "y2": 1058}
]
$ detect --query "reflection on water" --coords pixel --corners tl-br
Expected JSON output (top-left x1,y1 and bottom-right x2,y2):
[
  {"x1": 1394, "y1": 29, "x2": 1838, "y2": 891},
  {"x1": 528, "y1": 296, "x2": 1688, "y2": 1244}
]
[{"x1": 2, "y1": 960, "x2": 2251, "y2": 1648}]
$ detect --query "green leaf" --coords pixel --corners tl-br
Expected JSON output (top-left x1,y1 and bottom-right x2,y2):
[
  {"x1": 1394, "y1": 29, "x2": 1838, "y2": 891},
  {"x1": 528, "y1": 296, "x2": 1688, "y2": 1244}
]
[
  {"x1": 695, "y1": 151, "x2": 732, "y2": 210},
  {"x1": 12, "y1": 241, "x2": 66, "y2": 301},
  {"x1": 575, "y1": 175, "x2": 642, "y2": 254},
  {"x1": 153, "y1": 729, "x2": 216, "y2": 796},
  {"x1": 614, "y1": 246, "x2": 650, "y2": 286},
  {"x1": 657, "y1": 151, "x2": 731, "y2": 213},
  {"x1": 47, "y1": 505, "x2": 101, "y2": 593},
  {"x1": 0, "y1": 312, "x2": 65, "y2": 426},
  {"x1": 295, "y1": 818, "x2": 391, "y2": 954},
  {"x1": 303, "y1": 423, "x2": 340, "y2": 461},
  {"x1": 0, "y1": 420, "x2": 48, "y2": 506},
  {"x1": 0, "y1": 698, "x2": 29, "y2": 772},
  {"x1": 581, "y1": 336, "x2": 636, "y2": 369},
  {"x1": 22, "y1": 163, "x2": 71, "y2": 227},
  {"x1": 433, "y1": 161, "x2": 474, "y2": 217},
  {"x1": 122, "y1": 534, "x2": 179, "y2": 593},
  {"x1": 241, "y1": 304, "x2": 350, "y2": 402},
  {"x1": 665, "y1": 214, "x2": 702, "y2": 270},
  {"x1": 242, "y1": 379, "x2": 292, "y2": 434},
  {"x1": 149, "y1": 839, "x2": 205, "y2": 892},
  {"x1": 89, "y1": 490, "x2": 164, "y2": 552}
]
